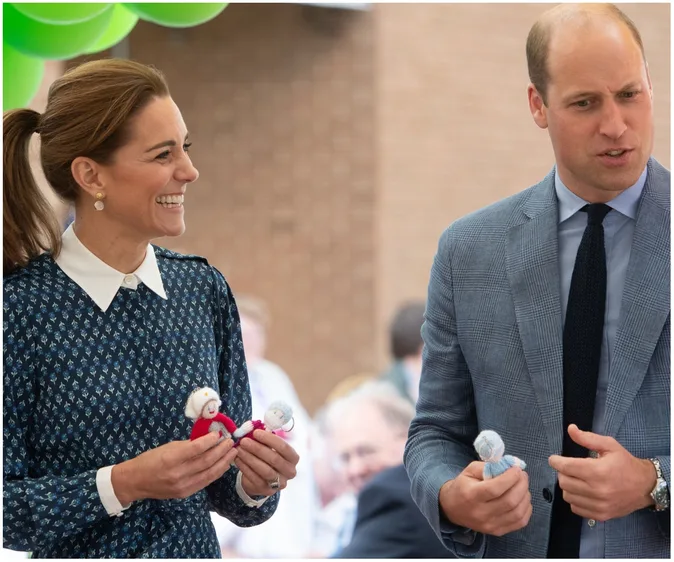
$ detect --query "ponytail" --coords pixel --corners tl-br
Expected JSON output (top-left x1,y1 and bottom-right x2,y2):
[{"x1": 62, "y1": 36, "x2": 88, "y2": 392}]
[{"x1": 3, "y1": 109, "x2": 61, "y2": 275}]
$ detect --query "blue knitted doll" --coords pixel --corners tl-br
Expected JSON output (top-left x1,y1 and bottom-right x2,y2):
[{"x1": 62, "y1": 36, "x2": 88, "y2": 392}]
[{"x1": 474, "y1": 430, "x2": 527, "y2": 479}]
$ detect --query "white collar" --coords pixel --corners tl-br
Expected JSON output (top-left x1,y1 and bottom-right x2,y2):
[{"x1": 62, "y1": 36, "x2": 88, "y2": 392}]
[{"x1": 55, "y1": 225, "x2": 168, "y2": 312}]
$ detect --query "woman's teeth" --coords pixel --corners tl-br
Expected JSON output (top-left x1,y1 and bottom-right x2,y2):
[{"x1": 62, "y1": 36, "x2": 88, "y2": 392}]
[{"x1": 156, "y1": 194, "x2": 184, "y2": 207}]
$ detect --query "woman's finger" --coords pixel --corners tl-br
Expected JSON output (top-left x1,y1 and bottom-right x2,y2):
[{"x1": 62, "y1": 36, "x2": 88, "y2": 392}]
[
  {"x1": 238, "y1": 437, "x2": 297, "y2": 479},
  {"x1": 236, "y1": 446, "x2": 281, "y2": 482},
  {"x1": 252, "y1": 430, "x2": 300, "y2": 465},
  {"x1": 235, "y1": 457, "x2": 270, "y2": 493}
]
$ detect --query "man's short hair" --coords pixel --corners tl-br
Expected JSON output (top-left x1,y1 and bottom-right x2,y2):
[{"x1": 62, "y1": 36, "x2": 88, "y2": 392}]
[{"x1": 526, "y1": 4, "x2": 646, "y2": 105}]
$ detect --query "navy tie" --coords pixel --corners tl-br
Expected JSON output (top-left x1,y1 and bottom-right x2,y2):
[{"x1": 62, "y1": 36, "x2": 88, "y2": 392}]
[{"x1": 547, "y1": 203, "x2": 611, "y2": 558}]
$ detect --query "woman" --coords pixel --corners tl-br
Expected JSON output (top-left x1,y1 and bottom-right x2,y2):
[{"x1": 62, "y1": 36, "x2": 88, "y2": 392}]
[{"x1": 3, "y1": 59, "x2": 299, "y2": 558}]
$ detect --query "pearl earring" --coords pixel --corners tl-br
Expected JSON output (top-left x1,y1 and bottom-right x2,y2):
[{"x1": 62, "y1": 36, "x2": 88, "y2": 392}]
[{"x1": 94, "y1": 192, "x2": 105, "y2": 211}]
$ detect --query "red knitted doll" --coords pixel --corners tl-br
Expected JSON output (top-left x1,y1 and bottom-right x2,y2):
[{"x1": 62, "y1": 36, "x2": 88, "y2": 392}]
[{"x1": 185, "y1": 387, "x2": 251, "y2": 441}]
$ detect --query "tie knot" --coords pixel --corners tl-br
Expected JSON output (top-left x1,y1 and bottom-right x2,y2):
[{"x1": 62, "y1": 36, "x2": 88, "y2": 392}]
[{"x1": 582, "y1": 203, "x2": 611, "y2": 225}]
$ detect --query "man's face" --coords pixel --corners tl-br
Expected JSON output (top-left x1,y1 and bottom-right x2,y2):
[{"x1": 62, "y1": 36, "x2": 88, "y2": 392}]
[
  {"x1": 529, "y1": 19, "x2": 653, "y2": 201},
  {"x1": 330, "y1": 405, "x2": 407, "y2": 493}
]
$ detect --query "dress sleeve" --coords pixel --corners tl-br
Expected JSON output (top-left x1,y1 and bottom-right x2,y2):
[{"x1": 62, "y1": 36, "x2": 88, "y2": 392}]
[
  {"x1": 3, "y1": 291, "x2": 111, "y2": 551},
  {"x1": 205, "y1": 267, "x2": 279, "y2": 525}
]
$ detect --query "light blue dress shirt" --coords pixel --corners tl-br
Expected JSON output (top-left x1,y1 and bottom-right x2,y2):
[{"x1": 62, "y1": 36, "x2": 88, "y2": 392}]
[{"x1": 555, "y1": 166, "x2": 647, "y2": 559}]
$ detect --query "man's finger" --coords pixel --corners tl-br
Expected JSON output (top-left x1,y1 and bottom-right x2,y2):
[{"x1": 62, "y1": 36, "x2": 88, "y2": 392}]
[
  {"x1": 463, "y1": 461, "x2": 486, "y2": 480},
  {"x1": 549, "y1": 454, "x2": 595, "y2": 479},
  {"x1": 562, "y1": 490, "x2": 596, "y2": 512},
  {"x1": 567, "y1": 424, "x2": 618, "y2": 456},
  {"x1": 476, "y1": 466, "x2": 524, "y2": 501},
  {"x1": 558, "y1": 472, "x2": 594, "y2": 496}
]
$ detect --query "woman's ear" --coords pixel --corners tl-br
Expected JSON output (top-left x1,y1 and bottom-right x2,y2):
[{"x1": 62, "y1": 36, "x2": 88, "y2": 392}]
[{"x1": 71, "y1": 157, "x2": 105, "y2": 199}]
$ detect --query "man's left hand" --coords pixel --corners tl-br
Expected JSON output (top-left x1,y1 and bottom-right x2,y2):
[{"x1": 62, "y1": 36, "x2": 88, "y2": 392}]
[{"x1": 549, "y1": 424, "x2": 656, "y2": 522}]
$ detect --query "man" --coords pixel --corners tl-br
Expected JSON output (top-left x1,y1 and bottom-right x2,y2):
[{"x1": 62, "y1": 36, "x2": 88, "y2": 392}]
[
  {"x1": 405, "y1": 4, "x2": 669, "y2": 559},
  {"x1": 336, "y1": 464, "x2": 456, "y2": 559},
  {"x1": 323, "y1": 381, "x2": 449, "y2": 558},
  {"x1": 379, "y1": 301, "x2": 426, "y2": 403}
]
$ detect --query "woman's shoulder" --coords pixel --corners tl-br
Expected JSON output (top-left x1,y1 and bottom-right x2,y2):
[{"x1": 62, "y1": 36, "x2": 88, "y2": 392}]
[
  {"x1": 3, "y1": 254, "x2": 59, "y2": 302},
  {"x1": 152, "y1": 245, "x2": 230, "y2": 291}
]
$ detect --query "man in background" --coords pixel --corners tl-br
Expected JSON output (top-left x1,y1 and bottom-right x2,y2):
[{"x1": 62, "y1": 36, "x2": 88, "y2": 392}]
[{"x1": 379, "y1": 301, "x2": 425, "y2": 403}]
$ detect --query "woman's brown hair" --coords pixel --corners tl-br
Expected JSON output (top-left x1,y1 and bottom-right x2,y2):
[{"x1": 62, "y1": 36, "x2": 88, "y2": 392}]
[{"x1": 3, "y1": 58, "x2": 170, "y2": 275}]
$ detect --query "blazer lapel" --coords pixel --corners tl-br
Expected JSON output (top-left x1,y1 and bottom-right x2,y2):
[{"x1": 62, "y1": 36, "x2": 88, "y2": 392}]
[
  {"x1": 506, "y1": 173, "x2": 565, "y2": 456},
  {"x1": 603, "y1": 165, "x2": 670, "y2": 438}
]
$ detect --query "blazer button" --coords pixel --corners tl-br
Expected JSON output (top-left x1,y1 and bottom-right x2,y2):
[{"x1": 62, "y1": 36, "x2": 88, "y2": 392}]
[{"x1": 543, "y1": 488, "x2": 553, "y2": 503}]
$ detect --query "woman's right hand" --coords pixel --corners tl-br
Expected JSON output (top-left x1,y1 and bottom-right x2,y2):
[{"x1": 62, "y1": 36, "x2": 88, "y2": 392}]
[{"x1": 111, "y1": 431, "x2": 237, "y2": 505}]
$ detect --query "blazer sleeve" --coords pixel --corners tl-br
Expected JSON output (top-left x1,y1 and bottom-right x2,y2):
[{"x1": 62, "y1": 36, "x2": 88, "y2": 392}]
[
  {"x1": 3, "y1": 295, "x2": 111, "y2": 551},
  {"x1": 205, "y1": 267, "x2": 279, "y2": 525},
  {"x1": 403, "y1": 225, "x2": 485, "y2": 558}
]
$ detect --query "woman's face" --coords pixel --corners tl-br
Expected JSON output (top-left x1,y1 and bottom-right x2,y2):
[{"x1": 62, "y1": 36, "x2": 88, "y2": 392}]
[{"x1": 97, "y1": 96, "x2": 199, "y2": 242}]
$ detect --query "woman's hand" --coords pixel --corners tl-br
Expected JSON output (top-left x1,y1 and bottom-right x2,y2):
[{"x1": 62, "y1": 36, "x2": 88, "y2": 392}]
[
  {"x1": 111, "y1": 432, "x2": 238, "y2": 505},
  {"x1": 235, "y1": 430, "x2": 300, "y2": 497}
]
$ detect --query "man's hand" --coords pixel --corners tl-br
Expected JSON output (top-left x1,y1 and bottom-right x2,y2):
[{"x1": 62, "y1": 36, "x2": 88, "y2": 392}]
[
  {"x1": 439, "y1": 461, "x2": 532, "y2": 537},
  {"x1": 549, "y1": 424, "x2": 656, "y2": 522}
]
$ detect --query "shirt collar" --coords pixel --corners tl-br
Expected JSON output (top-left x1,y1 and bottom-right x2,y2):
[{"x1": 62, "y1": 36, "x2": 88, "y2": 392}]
[
  {"x1": 55, "y1": 225, "x2": 168, "y2": 312},
  {"x1": 555, "y1": 166, "x2": 647, "y2": 224}
]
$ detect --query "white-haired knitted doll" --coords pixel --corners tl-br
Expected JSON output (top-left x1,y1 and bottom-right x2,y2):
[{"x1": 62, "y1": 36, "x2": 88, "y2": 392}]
[
  {"x1": 235, "y1": 400, "x2": 294, "y2": 444},
  {"x1": 185, "y1": 387, "x2": 253, "y2": 441},
  {"x1": 474, "y1": 430, "x2": 527, "y2": 479}
]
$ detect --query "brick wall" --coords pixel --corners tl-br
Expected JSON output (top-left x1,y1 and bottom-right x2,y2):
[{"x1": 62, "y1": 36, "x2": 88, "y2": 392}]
[{"x1": 79, "y1": 3, "x2": 669, "y2": 413}]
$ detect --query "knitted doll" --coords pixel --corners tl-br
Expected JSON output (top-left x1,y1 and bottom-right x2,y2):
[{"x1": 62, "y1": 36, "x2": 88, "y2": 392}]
[
  {"x1": 474, "y1": 429, "x2": 527, "y2": 479},
  {"x1": 185, "y1": 387, "x2": 252, "y2": 441},
  {"x1": 236, "y1": 400, "x2": 294, "y2": 444}
]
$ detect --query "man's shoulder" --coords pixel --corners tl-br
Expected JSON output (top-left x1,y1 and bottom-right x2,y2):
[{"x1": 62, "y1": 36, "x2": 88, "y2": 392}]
[
  {"x1": 453, "y1": 176, "x2": 549, "y2": 231},
  {"x1": 437, "y1": 170, "x2": 555, "y2": 249},
  {"x1": 646, "y1": 157, "x2": 670, "y2": 209}
]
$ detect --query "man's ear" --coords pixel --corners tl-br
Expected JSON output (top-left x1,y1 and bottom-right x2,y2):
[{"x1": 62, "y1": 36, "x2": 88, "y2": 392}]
[{"x1": 527, "y1": 84, "x2": 548, "y2": 129}]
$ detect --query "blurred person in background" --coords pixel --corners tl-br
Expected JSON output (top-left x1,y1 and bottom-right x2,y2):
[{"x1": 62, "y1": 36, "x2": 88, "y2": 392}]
[
  {"x1": 316, "y1": 381, "x2": 447, "y2": 558},
  {"x1": 308, "y1": 374, "x2": 374, "y2": 558},
  {"x1": 379, "y1": 301, "x2": 425, "y2": 403},
  {"x1": 211, "y1": 295, "x2": 316, "y2": 558},
  {"x1": 3, "y1": 59, "x2": 299, "y2": 558}
]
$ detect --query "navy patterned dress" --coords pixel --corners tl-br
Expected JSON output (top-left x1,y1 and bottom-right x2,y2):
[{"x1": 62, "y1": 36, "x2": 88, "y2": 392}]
[{"x1": 3, "y1": 248, "x2": 278, "y2": 558}]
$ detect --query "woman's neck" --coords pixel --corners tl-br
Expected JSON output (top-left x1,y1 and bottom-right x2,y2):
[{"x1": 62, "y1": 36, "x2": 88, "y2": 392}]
[{"x1": 73, "y1": 215, "x2": 148, "y2": 274}]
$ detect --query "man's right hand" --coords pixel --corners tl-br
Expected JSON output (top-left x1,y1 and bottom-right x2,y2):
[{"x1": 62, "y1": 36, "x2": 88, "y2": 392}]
[
  {"x1": 439, "y1": 461, "x2": 532, "y2": 537},
  {"x1": 111, "y1": 431, "x2": 238, "y2": 505}
]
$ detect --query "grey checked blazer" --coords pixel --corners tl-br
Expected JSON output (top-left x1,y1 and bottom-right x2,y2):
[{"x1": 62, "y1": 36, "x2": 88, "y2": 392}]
[{"x1": 404, "y1": 158, "x2": 670, "y2": 558}]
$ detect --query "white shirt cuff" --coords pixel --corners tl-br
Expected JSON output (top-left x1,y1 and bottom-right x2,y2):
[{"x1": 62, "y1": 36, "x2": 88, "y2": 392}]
[
  {"x1": 235, "y1": 470, "x2": 270, "y2": 508},
  {"x1": 96, "y1": 465, "x2": 132, "y2": 517}
]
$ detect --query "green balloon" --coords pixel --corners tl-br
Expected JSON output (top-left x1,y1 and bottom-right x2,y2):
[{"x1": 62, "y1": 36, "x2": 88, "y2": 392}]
[
  {"x1": 124, "y1": 3, "x2": 227, "y2": 28},
  {"x1": 3, "y1": 43, "x2": 45, "y2": 111},
  {"x1": 84, "y1": 5, "x2": 139, "y2": 54},
  {"x1": 12, "y1": 3, "x2": 112, "y2": 25},
  {"x1": 3, "y1": 3, "x2": 114, "y2": 60}
]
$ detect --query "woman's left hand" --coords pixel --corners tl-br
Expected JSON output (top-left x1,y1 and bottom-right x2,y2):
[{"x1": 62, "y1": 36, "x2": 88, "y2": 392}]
[{"x1": 235, "y1": 430, "x2": 299, "y2": 497}]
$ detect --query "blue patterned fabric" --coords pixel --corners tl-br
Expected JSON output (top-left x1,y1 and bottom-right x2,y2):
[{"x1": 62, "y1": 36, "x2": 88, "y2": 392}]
[{"x1": 3, "y1": 248, "x2": 278, "y2": 558}]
